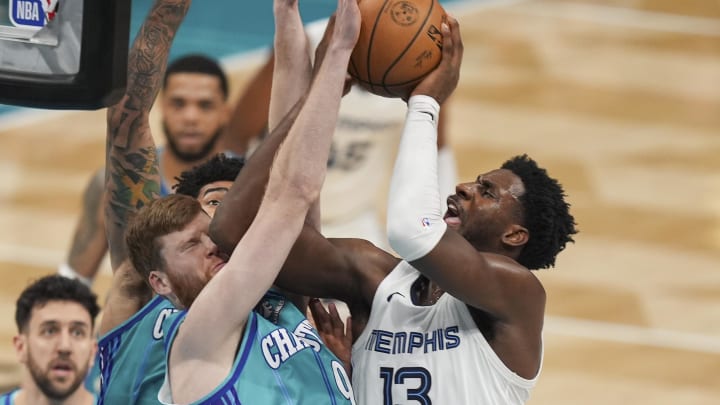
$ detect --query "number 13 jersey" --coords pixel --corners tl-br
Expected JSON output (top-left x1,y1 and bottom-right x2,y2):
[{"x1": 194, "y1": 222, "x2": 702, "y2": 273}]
[{"x1": 351, "y1": 261, "x2": 541, "y2": 405}]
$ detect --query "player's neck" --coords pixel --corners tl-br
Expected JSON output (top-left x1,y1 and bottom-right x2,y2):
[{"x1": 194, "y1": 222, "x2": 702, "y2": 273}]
[
  {"x1": 412, "y1": 275, "x2": 444, "y2": 306},
  {"x1": 16, "y1": 384, "x2": 94, "y2": 405}
]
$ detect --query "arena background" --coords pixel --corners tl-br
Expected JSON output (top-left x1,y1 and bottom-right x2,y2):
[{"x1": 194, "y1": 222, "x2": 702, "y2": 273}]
[{"x1": 0, "y1": 0, "x2": 718, "y2": 403}]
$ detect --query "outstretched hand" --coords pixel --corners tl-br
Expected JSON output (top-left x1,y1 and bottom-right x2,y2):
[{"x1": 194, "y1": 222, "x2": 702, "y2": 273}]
[
  {"x1": 410, "y1": 15, "x2": 463, "y2": 105},
  {"x1": 309, "y1": 298, "x2": 353, "y2": 376},
  {"x1": 313, "y1": 0, "x2": 360, "y2": 94},
  {"x1": 333, "y1": 0, "x2": 361, "y2": 51}
]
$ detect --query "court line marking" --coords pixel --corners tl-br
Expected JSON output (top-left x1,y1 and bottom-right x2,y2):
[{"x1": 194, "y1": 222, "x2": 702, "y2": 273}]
[
  {"x1": 509, "y1": 1, "x2": 720, "y2": 37},
  {"x1": 0, "y1": 243, "x2": 65, "y2": 269},
  {"x1": 546, "y1": 316, "x2": 720, "y2": 354}
]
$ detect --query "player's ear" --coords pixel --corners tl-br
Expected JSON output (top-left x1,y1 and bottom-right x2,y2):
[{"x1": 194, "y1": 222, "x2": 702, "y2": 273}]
[
  {"x1": 502, "y1": 224, "x2": 528, "y2": 247},
  {"x1": 148, "y1": 270, "x2": 172, "y2": 296},
  {"x1": 13, "y1": 334, "x2": 28, "y2": 364}
]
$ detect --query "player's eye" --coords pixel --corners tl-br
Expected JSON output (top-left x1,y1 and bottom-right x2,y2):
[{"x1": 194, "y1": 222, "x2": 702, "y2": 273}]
[{"x1": 70, "y1": 328, "x2": 87, "y2": 338}]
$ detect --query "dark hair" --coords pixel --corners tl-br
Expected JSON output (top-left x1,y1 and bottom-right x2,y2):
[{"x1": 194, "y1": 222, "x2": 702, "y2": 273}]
[
  {"x1": 15, "y1": 275, "x2": 100, "y2": 333},
  {"x1": 173, "y1": 153, "x2": 244, "y2": 198},
  {"x1": 164, "y1": 54, "x2": 229, "y2": 100},
  {"x1": 501, "y1": 154, "x2": 578, "y2": 269},
  {"x1": 126, "y1": 194, "x2": 203, "y2": 279}
]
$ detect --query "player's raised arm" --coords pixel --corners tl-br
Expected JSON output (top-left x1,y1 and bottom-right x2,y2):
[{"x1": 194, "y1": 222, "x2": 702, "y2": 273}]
[
  {"x1": 386, "y1": 17, "x2": 577, "y2": 380},
  {"x1": 167, "y1": 1, "x2": 361, "y2": 401},
  {"x1": 99, "y1": 0, "x2": 191, "y2": 336},
  {"x1": 387, "y1": 16, "x2": 537, "y2": 317},
  {"x1": 268, "y1": 0, "x2": 313, "y2": 130}
]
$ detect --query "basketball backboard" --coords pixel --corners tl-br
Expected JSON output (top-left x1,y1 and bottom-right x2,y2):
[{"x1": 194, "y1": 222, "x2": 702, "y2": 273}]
[{"x1": 0, "y1": 0, "x2": 130, "y2": 109}]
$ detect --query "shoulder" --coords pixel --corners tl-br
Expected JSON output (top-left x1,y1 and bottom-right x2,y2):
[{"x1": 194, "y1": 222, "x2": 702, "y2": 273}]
[
  {"x1": 100, "y1": 295, "x2": 171, "y2": 342},
  {"x1": 331, "y1": 237, "x2": 400, "y2": 306},
  {"x1": 332, "y1": 238, "x2": 399, "y2": 278}
]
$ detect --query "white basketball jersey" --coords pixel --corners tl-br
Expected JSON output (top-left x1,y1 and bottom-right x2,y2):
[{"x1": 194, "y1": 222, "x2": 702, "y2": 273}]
[{"x1": 352, "y1": 261, "x2": 540, "y2": 405}]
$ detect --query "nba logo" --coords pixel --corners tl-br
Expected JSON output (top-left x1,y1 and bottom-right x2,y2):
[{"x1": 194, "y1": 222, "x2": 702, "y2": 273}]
[
  {"x1": 9, "y1": 0, "x2": 59, "y2": 29},
  {"x1": 421, "y1": 217, "x2": 431, "y2": 228}
]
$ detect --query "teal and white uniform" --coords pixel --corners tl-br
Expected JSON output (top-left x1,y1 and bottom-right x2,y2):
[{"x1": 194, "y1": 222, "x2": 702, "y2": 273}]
[
  {"x1": 0, "y1": 389, "x2": 18, "y2": 405},
  {"x1": 159, "y1": 291, "x2": 355, "y2": 404},
  {"x1": 96, "y1": 295, "x2": 178, "y2": 404}
]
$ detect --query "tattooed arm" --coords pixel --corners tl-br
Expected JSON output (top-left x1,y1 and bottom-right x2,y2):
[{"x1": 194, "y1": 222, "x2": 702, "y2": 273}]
[{"x1": 98, "y1": 0, "x2": 191, "y2": 336}]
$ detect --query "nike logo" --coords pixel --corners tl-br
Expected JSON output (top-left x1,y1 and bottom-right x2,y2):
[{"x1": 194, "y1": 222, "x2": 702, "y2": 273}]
[
  {"x1": 419, "y1": 111, "x2": 436, "y2": 121},
  {"x1": 387, "y1": 292, "x2": 405, "y2": 302}
]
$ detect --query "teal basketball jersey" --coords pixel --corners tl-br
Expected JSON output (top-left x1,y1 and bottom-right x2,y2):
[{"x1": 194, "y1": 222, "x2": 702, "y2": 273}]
[
  {"x1": 159, "y1": 292, "x2": 355, "y2": 404},
  {"x1": 97, "y1": 295, "x2": 178, "y2": 404},
  {"x1": 0, "y1": 389, "x2": 18, "y2": 405}
]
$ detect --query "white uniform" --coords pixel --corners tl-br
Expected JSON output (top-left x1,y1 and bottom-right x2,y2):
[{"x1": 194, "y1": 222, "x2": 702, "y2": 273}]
[{"x1": 352, "y1": 261, "x2": 540, "y2": 405}]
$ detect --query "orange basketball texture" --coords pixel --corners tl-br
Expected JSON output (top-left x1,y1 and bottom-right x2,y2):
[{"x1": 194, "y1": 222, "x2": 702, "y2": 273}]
[{"x1": 349, "y1": 0, "x2": 446, "y2": 98}]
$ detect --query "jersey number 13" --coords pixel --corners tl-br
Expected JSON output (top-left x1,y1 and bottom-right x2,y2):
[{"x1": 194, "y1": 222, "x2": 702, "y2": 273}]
[{"x1": 380, "y1": 366, "x2": 432, "y2": 404}]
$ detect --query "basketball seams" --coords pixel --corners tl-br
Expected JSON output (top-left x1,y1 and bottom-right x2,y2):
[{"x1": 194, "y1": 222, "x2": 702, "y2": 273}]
[
  {"x1": 380, "y1": 0, "x2": 436, "y2": 96},
  {"x1": 349, "y1": 0, "x2": 445, "y2": 98},
  {"x1": 351, "y1": 75, "x2": 424, "y2": 94},
  {"x1": 366, "y1": 0, "x2": 392, "y2": 97}
]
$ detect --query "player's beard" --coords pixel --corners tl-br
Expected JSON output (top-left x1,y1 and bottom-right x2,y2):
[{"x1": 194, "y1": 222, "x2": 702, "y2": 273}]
[
  {"x1": 167, "y1": 269, "x2": 208, "y2": 310},
  {"x1": 27, "y1": 351, "x2": 87, "y2": 401},
  {"x1": 163, "y1": 122, "x2": 223, "y2": 163}
]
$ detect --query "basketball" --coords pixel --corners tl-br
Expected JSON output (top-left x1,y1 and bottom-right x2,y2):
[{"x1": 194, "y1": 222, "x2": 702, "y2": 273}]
[{"x1": 349, "y1": 0, "x2": 447, "y2": 99}]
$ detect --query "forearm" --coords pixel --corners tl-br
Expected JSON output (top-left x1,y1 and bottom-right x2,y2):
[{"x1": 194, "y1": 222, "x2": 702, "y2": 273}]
[
  {"x1": 223, "y1": 53, "x2": 274, "y2": 156},
  {"x1": 111, "y1": 0, "x2": 190, "y2": 117},
  {"x1": 211, "y1": 97, "x2": 305, "y2": 253},
  {"x1": 105, "y1": 0, "x2": 191, "y2": 268},
  {"x1": 66, "y1": 169, "x2": 107, "y2": 280},
  {"x1": 211, "y1": 0, "x2": 359, "y2": 253},
  {"x1": 271, "y1": 46, "x2": 351, "y2": 195},
  {"x1": 269, "y1": 0, "x2": 312, "y2": 131},
  {"x1": 387, "y1": 96, "x2": 447, "y2": 261}
]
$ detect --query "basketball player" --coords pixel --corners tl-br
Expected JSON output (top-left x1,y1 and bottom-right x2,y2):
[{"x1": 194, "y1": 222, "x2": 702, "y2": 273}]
[
  {"x1": 93, "y1": 1, "x2": 193, "y2": 403},
  {"x1": 97, "y1": 0, "x2": 351, "y2": 402},
  {"x1": 113, "y1": 1, "x2": 361, "y2": 403},
  {"x1": 212, "y1": 16, "x2": 578, "y2": 404},
  {"x1": 0, "y1": 275, "x2": 99, "y2": 405},
  {"x1": 95, "y1": 154, "x2": 244, "y2": 404},
  {"x1": 93, "y1": 4, "x2": 272, "y2": 402}
]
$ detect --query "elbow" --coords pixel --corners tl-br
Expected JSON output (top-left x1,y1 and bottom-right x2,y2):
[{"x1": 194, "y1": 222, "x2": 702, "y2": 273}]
[
  {"x1": 387, "y1": 208, "x2": 447, "y2": 262},
  {"x1": 386, "y1": 195, "x2": 411, "y2": 245},
  {"x1": 386, "y1": 210, "x2": 410, "y2": 256},
  {"x1": 272, "y1": 171, "x2": 322, "y2": 208}
]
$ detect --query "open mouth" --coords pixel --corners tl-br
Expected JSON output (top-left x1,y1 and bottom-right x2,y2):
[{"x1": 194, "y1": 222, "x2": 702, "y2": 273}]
[{"x1": 444, "y1": 198, "x2": 462, "y2": 227}]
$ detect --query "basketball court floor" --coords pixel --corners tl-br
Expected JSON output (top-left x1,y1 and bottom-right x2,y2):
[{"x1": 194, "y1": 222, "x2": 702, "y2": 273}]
[{"x1": 0, "y1": 0, "x2": 718, "y2": 403}]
